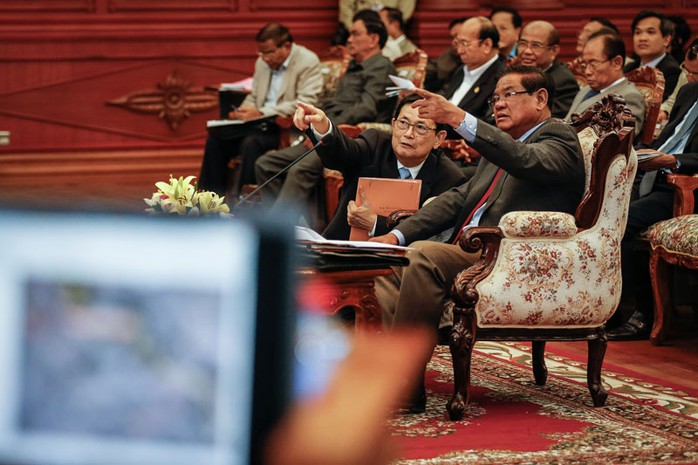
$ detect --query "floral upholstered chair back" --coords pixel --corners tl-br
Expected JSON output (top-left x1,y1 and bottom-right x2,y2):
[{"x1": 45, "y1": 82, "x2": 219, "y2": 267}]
[
  {"x1": 472, "y1": 94, "x2": 637, "y2": 329},
  {"x1": 318, "y1": 46, "x2": 351, "y2": 102}
]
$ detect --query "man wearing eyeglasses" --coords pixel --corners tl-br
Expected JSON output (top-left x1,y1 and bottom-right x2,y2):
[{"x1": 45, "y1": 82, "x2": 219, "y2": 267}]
[
  {"x1": 443, "y1": 16, "x2": 506, "y2": 124},
  {"x1": 623, "y1": 10, "x2": 682, "y2": 102},
  {"x1": 292, "y1": 93, "x2": 465, "y2": 240},
  {"x1": 197, "y1": 23, "x2": 323, "y2": 196},
  {"x1": 369, "y1": 66, "x2": 584, "y2": 412},
  {"x1": 565, "y1": 30, "x2": 646, "y2": 137},
  {"x1": 516, "y1": 21, "x2": 579, "y2": 118},
  {"x1": 254, "y1": 12, "x2": 396, "y2": 215}
]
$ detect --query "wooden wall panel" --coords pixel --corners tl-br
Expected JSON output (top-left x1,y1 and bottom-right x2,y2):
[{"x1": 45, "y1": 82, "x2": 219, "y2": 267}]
[
  {"x1": 0, "y1": 0, "x2": 95, "y2": 12},
  {"x1": 107, "y1": 0, "x2": 237, "y2": 12},
  {"x1": 1, "y1": 1, "x2": 696, "y2": 208}
]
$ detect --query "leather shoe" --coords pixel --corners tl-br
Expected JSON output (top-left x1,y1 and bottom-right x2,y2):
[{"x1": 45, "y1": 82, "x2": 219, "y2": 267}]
[
  {"x1": 397, "y1": 382, "x2": 426, "y2": 415},
  {"x1": 607, "y1": 311, "x2": 651, "y2": 341}
]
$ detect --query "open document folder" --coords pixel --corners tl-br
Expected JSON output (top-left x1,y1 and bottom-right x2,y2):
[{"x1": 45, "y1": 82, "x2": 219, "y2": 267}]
[{"x1": 296, "y1": 226, "x2": 410, "y2": 272}]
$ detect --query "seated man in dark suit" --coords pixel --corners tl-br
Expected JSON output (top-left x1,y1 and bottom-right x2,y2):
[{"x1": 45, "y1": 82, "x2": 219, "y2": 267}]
[
  {"x1": 517, "y1": 20, "x2": 579, "y2": 118},
  {"x1": 440, "y1": 16, "x2": 506, "y2": 179},
  {"x1": 254, "y1": 11, "x2": 396, "y2": 211},
  {"x1": 442, "y1": 16, "x2": 505, "y2": 125},
  {"x1": 370, "y1": 66, "x2": 585, "y2": 412},
  {"x1": 197, "y1": 23, "x2": 323, "y2": 196},
  {"x1": 609, "y1": 81, "x2": 698, "y2": 340},
  {"x1": 623, "y1": 10, "x2": 682, "y2": 102},
  {"x1": 294, "y1": 93, "x2": 465, "y2": 240}
]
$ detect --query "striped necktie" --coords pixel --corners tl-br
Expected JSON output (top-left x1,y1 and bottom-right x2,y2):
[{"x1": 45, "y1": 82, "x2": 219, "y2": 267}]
[{"x1": 398, "y1": 167, "x2": 412, "y2": 179}]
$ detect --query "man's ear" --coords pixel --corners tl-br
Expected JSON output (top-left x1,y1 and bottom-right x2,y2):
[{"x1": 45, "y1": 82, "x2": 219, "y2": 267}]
[
  {"x1": 434, "y1": 130, "x2": 447, "y2": 148},
  {"x1": 536, "y1": 88, "x2": 549, "y2": 110}
]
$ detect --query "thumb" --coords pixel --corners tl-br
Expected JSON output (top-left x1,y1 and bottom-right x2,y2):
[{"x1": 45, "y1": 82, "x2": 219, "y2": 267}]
[{"x1": 358, "y1": 187, "x2": 370, "y2": 207}]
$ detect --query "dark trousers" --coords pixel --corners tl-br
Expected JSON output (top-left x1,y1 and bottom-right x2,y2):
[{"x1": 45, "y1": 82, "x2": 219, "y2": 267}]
[
  {"x1": 198, "y1": 127, "x2": 279, "y2": 196},
  {"x1": 619, "y1": 187, "x2": 674, "y2": 319}
]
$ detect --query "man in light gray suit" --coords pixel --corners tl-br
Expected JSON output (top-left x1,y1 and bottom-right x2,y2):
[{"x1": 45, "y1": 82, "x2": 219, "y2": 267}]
[
  {"x1": 198, "y1": 23, "x2": 323, "y2": 195},
  {"x1": 565, "y1": 30, "x2": 645, "y2": 137}
]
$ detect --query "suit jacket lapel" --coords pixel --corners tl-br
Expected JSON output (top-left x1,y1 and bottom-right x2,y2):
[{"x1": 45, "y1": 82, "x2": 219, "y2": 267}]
[{"x1": 256, "y1": 66, "x2": 271, "y2": 108}]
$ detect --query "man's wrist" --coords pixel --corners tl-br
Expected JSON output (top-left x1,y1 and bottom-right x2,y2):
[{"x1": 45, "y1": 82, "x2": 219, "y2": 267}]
[{"x1": 450, "y1": 110, "x2": 467, "y2": 129}]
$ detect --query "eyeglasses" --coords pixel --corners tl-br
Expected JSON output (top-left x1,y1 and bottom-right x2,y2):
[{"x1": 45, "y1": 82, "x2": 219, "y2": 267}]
[
  {"x1": 487, "y1": 90, "x2": 534, "y2": 108},
  {"x1": 680, "y1": 62, "x2": 698, "y2": 79},
  {"x1": 517, "y1": 40, "x2": 553, "y2": 52},
  {"x1": 578, "y1": 59, "x2": 609, "y2": 72},
  {"x1": 452, "y1": 38, "x2": 483, "y2": 49},
  {"x1": 257, "y1": 41, "x2": 287, "y2": 57},
  {"x1": 393, "y1": 119, "x2": 437, "y2": 136}
]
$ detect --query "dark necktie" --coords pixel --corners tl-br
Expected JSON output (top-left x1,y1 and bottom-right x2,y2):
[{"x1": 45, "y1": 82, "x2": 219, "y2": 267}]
[
  {"x1": 583, "y1": 89, "x2": 600, "y2": 101},
  {"x1": 452, "y1": 168, "x2": 504, "y2": 243}
]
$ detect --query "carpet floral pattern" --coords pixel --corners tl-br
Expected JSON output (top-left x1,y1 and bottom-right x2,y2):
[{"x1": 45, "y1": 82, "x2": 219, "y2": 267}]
[{"x1": 390, "y1": 342, "x2": 698, "y2": 464}]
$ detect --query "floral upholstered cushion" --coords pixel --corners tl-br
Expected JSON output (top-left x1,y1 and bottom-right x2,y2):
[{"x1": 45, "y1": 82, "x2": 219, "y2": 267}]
[
  {"x1": 645, "y1": 215, "x2": 698, "y2": 257},
  {"x1": 474, "y1": 149, "x2": 637, "y2": 329},
  {"x1": 500, "y1": 211, "x2": 578, "y2": 238}
]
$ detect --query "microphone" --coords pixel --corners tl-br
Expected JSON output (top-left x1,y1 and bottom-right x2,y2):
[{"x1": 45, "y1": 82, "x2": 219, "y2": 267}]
[{"x1": 232, "y1": 132, "x2": 329, "y2": 210}]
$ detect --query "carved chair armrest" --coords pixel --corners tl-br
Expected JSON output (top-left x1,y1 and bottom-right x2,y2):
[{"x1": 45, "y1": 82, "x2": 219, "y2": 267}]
[
  {"x1": 498, "y1": 211, "x2": 578, "y2": 239},
  {"x1": 451, "y1": 226, "x2": 504, "y2": 308},
  {"x1": 667, "y1": 173, "x2": 698, "y2": 216},
  {"x1": 386, "y1": 209, "x2": 417, "y2": 230}
]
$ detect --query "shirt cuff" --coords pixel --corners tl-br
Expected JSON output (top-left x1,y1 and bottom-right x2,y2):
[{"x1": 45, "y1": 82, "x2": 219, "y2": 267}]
[
  {"x1": 311, "y1": 121, "x2": 333, "y2": 139},
  {"x1": 390, "y1": 229, "x2": 406, "y2": 246},
  {"x1": 368, "y1": 216, "x2": 378, "y2": 237},
  {"x1": 454, "y1": 113, "x2": 478, "y2": 143}
]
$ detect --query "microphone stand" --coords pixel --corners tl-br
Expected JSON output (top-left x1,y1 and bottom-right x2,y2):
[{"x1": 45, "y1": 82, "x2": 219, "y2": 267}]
[{"x1": 232, "y1": 135, "x2": 327, "y2": 211}]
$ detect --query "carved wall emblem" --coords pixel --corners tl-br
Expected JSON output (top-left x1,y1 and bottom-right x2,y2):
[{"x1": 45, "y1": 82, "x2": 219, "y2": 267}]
[{"x1": 107, "y1": 71, "x2": 218, "y2": 130}]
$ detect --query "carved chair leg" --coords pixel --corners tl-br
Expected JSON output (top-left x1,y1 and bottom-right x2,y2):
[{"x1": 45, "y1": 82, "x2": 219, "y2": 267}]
[
  {"x1": 447, "y1": 306, "x2": 476, "y2": 421},
  {"x1": 531, "y1": 341, "x2": 547, "y2": 385},
  {"x1": 587, "y1": 329, "x2": 608, "y2": 407},
  {"x1": 649, "y1": 250, "x2": 670, "y2": 346}
]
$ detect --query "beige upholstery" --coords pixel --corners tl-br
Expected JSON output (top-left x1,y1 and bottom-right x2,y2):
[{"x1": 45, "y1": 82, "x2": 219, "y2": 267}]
[{"x1": 645, "y1": 173, "x2": 698, "y2": 345}]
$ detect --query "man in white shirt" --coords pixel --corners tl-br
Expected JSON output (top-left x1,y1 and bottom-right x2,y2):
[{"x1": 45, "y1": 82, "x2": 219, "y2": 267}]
[
  {"x1": 623, "y1": 10, "x2": 682, "y2": 101},
  {"x1": 442, "y1": 16, "x2": 506, "y2": 124}
]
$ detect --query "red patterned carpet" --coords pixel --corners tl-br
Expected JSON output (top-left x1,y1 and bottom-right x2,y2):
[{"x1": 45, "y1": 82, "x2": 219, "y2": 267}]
[{"x1": 389, "y1": 342, "x2": 698, "y2": 464}]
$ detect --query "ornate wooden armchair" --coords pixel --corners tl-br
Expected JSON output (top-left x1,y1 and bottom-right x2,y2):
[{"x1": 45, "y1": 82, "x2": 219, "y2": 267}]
[
  {"x1": 644, "y1": 173, "x2": 698, "y2": 345},
  {"x1": 445, "y1": 94, "x2": 637, "y2": 421},
  {"x1": 626, "y1": 66, "x2": 665, "y2": 144}
]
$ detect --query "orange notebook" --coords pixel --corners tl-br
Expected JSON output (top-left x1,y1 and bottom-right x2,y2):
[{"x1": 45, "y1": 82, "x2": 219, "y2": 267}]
[{"x1": 349, "y1": 177, "x2": 422, "y2": 241}]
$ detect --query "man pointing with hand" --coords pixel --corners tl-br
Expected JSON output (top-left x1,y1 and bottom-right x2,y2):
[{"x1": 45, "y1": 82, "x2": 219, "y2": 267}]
[{"x1": 293, "y1": 94, "x2": 465, "y2": 240}]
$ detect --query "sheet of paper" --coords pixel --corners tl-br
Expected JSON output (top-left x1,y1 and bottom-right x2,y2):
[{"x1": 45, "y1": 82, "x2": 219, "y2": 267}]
[{"x1": 388, "y1": 74, "x2": 416, "y2": 91}]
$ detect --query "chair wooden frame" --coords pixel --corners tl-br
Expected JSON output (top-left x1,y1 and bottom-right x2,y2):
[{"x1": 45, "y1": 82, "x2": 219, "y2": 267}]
[
  {"x1": 648, "y1": 173, "x2": 698, "y2": 345},
  {"x1": 626, "y1": 66, "x2": 665, "y2": 145},
  {"x1": 445, "y1": 95, "x2": 636, "y2": 421}
]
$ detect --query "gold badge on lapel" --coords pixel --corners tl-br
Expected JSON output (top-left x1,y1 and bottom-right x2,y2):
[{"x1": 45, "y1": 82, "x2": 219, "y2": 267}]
[{"x1": 474, "y1": 87, "x2": 480, "y2": 94}]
